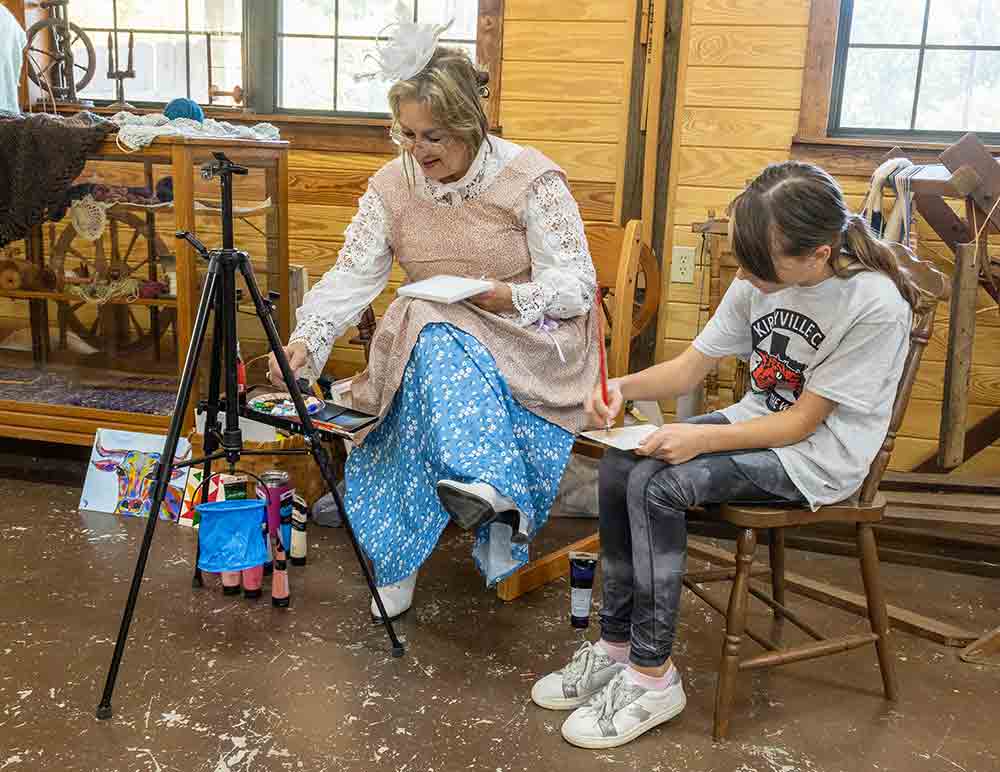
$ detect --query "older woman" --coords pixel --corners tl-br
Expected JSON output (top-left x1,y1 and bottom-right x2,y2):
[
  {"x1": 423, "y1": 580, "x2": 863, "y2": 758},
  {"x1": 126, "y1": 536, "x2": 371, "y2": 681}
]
[{"x1": 270, "y1": 45, "x2": 598, "y2": 620}]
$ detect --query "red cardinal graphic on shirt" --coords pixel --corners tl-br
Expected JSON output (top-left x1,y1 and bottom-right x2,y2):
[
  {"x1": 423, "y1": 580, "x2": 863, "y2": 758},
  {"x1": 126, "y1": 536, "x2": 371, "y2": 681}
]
[{"x1": 750, "y1": 348, "x2": 805, "y2": 399}]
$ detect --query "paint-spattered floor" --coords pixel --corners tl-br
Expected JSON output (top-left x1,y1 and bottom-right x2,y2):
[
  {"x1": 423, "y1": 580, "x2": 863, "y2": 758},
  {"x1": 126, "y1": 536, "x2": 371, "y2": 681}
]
[{"x1": 1, "y1": 469, "x2": 999, "y2": 772}]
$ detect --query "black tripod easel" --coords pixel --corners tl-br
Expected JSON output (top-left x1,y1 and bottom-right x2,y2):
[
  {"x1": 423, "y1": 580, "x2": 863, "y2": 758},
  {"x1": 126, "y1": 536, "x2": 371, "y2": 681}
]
[{"x1": 96, "y1": 152, "x2": 404, "y2": 721}]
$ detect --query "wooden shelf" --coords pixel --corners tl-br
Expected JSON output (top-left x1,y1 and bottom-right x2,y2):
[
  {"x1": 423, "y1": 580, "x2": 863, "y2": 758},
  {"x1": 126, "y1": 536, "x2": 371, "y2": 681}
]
[{"x1": 0, "y1": 289, "x2": 177, "y2": 308}]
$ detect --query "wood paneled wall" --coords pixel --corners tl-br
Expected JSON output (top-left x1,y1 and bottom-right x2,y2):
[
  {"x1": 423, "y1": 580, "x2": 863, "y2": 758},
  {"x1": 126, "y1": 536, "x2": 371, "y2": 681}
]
[
  {"x1": 655, "y1": 0, "x2": 1000, "y2": 474},
  {"x1": 0, "y1": 1, "x2": 633, "y2": 382}
]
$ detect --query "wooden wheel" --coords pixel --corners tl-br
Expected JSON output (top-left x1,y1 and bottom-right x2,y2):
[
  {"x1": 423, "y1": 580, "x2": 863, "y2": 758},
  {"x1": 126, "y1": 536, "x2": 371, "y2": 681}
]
[
  {"x1": 50, "y1": 208, "x2": 170, "y2": 290},
  {"x1": 49, "y1": 208, "x2": 173, "y2": 354},
  {"x1": 24, "y1": 19, "x2": 96, "y2": 98}
]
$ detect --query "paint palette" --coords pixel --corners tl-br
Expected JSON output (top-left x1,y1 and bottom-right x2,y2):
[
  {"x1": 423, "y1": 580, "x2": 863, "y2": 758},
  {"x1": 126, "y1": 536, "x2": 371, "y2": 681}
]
[{"x1": 247, "y1": 392, "x2": 324, "y2": 418}]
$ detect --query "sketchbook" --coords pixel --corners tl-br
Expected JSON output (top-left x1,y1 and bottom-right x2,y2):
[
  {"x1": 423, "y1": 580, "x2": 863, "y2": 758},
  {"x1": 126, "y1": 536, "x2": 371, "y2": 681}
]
[
  {"x1": 579, "y1": 424, "x2": 659, "y2": 451},
  {"x1": 397, "y1": 275, "x2": 493, "y2": 304}
]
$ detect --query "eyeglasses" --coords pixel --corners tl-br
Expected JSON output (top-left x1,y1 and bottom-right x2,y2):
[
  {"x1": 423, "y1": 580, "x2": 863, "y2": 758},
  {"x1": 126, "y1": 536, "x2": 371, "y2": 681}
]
[{"x1": 389, "y1": 126, "x2": 453, "y2": 154}]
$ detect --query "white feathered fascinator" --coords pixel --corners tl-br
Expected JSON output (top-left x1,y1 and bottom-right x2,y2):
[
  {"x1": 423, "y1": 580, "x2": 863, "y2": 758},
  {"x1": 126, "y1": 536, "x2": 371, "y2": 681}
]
[{"x1": 355, "y1": 1, "x2": 453, "y2": 83}]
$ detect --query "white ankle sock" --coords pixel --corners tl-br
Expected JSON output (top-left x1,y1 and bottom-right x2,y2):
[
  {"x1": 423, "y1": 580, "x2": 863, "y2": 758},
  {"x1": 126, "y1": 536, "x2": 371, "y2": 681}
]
[
  {"x1": 597, "y1": 639, "x2": 630, "y2": 664},
  {"x1": 624, "y1": 664, "x2": 679, "y2": 692}
]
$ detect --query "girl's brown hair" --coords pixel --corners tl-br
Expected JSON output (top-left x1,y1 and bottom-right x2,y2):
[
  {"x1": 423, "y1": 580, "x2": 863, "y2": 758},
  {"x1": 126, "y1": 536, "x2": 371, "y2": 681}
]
[
  {"x1": 728, "y1": 161, "x2": 921, "y2": 309},
  {"x1": 388, "y1": 46, "x2": 491, "y2": 163}
]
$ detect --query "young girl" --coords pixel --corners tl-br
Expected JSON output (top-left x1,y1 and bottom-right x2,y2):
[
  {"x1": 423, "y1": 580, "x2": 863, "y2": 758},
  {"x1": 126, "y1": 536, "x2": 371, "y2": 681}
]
[{"x1": 531, "y1": 161, "x2": 921, "y2": 749}]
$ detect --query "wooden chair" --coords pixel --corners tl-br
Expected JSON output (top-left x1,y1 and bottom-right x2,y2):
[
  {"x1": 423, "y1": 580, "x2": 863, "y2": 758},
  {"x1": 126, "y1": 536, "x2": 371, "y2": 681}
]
[
  {"x1": 685, "y1": 243, "x2": 948, "y2": 740},
  {"x1": 495, "y1": 219, "x2": 660, "y2": 600}
]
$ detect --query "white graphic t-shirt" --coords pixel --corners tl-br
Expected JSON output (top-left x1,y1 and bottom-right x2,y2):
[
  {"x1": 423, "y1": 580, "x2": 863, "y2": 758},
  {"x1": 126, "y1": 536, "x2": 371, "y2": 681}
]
[{"x1": 693, "y1": 271, "x2": 912, "y2": 509}]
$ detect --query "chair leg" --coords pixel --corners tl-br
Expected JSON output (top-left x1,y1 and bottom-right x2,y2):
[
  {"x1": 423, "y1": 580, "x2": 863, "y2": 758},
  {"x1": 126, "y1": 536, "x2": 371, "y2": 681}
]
[
  {"x1": 857, "y1": 523, "x2": 899, "y2": 702},
  {"x1": 768, "y1": 527, "x2": 786, "y2": 619},
  {"x1": 714, "y1": 527, "x2": 756, "y2": 741}
]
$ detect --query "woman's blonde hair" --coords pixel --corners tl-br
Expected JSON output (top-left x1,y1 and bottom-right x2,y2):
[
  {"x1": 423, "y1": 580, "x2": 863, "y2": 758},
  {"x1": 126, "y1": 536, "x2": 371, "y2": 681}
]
[{"x1": 388, "y1": 46, "x2": 491, "y2": 166}]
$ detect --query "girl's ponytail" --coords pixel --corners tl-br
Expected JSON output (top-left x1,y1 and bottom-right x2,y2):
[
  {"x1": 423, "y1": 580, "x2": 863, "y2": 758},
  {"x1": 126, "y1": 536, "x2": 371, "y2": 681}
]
[{"x1": 841, "y1": 213, "x2": 921, "y2": 310}]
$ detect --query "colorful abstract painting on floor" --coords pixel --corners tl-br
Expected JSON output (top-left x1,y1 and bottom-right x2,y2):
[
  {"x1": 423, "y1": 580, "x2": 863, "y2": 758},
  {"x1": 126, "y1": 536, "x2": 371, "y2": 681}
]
[{"x1": 79, "y1": 429, "x2": 192, "y2": 521}]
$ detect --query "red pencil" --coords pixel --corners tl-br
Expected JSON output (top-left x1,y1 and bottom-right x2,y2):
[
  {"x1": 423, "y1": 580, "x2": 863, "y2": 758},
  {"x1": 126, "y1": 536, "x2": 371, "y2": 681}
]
[{"x1": 595, "y1": 294, "x2": 610, "y2": 432}]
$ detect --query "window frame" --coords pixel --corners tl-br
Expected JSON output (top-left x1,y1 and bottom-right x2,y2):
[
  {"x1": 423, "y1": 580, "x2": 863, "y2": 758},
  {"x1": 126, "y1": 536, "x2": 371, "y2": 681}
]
[
  {"x1": 798, "y1": 0, "x2": 1000, "y2": 147},
  {"x1": 827, "y1": 0, "x2": 1000, "y2": 143}
]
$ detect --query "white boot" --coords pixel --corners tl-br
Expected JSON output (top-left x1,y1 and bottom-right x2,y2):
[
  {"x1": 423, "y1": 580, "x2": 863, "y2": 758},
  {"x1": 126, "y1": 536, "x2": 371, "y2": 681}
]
[
  {"x1": 370, "y1": 570, "x2": 418, "y2": 622},
  {"x1": 437, "y1": 480, "x2": 527, "y2": 542}
]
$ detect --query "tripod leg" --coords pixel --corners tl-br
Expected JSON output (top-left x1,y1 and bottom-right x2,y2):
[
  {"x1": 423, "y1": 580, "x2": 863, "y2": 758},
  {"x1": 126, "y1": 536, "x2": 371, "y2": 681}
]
[
  {"x1": 97, "y1": 266, "x2": 222, "y2": 720},
  {"x1": 193, "y1": 294, "x2": 225, "y2": 589},
  {"x1": 237, "y1": 259, "x2": 405, "y2": 657}
]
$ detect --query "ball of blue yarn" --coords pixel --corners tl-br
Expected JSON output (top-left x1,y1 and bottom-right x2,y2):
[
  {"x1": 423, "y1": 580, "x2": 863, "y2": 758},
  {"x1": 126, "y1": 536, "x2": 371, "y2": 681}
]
[{"x1": 163, "y1": 98, "x2": 205, "y2": 122}]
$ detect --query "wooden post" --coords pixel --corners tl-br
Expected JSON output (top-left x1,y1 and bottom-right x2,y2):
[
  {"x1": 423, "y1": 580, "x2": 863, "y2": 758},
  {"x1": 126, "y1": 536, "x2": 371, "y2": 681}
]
[
  {"x1": 276, "y1": 151, "x2": 291, "y2": 339},
  {"x1": 172, "y1": 145, "x2": 198, "y2": 431},
  {"x1": 938, "y1": 240, "x2": 979, "y2": 469}
]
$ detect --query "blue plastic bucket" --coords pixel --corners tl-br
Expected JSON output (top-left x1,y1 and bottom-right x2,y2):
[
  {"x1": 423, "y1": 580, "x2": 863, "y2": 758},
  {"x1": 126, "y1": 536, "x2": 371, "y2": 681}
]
[{"x1": 195, "y1": 499, "x2": 270, "y2": 573}]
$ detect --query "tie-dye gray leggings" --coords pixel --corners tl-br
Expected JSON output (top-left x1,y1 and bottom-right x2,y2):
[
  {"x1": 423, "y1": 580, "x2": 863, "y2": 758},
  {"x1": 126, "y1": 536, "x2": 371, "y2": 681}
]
[{"x1": 597, "y1": 412, "x2": 803, "y2": 668}]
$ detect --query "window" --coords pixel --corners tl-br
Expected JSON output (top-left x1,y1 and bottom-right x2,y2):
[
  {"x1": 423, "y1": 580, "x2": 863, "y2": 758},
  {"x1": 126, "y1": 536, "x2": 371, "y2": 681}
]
[
  {"x1": 829, "y1": 0, "x2": 1000, "y2": 140},
  {"x1": 71, "y1": 0, "x2": 244, "y2": 106},
  {"x1": 38, "y1": 0, "x2": 499, "y2": 120},
  {"x1": 277, "y1": 0, "x2": 479, "y2": 114}
]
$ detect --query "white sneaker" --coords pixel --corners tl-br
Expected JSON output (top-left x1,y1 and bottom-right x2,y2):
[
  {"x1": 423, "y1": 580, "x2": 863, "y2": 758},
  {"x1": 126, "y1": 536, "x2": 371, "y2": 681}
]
[
  {"x1": 560, "y1": 669, "x2": 686, "y2": 749},
  {"x1": 436, "y1": 480, "x2": 527, "y2": 541},
  {"x1": 531, "y1": 641, "x2": 626, "y2": 710},
  {"x1": 370, "y1": 570, "x2": 418, "y2": 622}
]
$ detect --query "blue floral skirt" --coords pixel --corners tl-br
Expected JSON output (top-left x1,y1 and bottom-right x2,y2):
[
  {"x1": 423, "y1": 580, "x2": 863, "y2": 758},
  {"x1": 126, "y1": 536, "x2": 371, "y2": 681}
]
[{"x1": 345, "y1": 323, "x2": 574, "y2": 586}]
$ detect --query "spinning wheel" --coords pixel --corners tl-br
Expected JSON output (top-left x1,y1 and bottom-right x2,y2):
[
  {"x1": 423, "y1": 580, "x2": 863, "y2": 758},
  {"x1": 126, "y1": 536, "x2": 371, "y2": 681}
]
[
  {"x1": 25, "y1": 15, "x2": 97, "y2": 101},
  {"x1": 48, "y1": 209, "x2": 176, "y2": 355},
  {"x1": 588, "y1": 223, "x2": 661, "y2": 342}
]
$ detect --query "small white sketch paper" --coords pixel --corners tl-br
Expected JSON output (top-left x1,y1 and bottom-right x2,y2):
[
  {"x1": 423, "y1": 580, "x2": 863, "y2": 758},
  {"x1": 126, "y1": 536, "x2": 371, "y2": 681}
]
[
  {"x1": 579, "y1": 424, "x2": 659, "y2": 451},
  {"x1": 397, "y1": 275, "x2": 493, "y2": 304}
]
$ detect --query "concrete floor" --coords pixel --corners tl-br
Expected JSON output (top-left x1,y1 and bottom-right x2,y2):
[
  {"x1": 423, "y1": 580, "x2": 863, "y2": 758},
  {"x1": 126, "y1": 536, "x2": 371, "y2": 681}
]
[{"x1": 1, "y1": 467, "x2": 999, "y2": 772}]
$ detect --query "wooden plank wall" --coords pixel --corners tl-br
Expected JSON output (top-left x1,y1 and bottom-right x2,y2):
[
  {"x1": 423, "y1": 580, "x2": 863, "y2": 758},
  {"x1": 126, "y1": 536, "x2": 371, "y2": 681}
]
[
  {"x1": 0, "y1": 0, "x2": 631, "y2": 383},
  {"x1": 655, "y1": 0, "x2": 1000, "y2": 474}
]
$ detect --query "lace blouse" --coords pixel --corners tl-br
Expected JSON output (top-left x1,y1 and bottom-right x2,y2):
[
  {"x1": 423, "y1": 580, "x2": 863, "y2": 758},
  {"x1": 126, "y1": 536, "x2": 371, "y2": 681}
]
[{"x1": 289, "y1": 136, "x2": 597, "y2": 374}]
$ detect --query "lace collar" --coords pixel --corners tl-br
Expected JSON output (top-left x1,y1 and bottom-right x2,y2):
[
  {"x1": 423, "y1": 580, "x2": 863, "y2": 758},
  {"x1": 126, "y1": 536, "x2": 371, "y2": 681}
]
[{"x1": 416, "y1": 135, "x2": 519, "y2": 206}]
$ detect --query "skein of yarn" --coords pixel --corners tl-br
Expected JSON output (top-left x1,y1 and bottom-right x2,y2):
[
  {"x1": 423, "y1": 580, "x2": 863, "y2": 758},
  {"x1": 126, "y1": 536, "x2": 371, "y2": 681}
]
[{"x1": 163, "y1": 97, "x2": 205, "y2": 123}]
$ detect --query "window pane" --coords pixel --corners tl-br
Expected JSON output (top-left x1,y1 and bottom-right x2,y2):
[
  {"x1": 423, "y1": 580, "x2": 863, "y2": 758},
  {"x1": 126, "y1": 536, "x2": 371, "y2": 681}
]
[
  {"x1": 279, "y1": 37, "x2": 335, "y2": 110},
  {"x1": 849, "y1": 0, "x2": 926, "y2": 45},
  {"x1": 189, "y1": 35, "x2": 210, "y2": 103},
  {"x1": 209, "y1": 34, "x2": 243, "y2": 105},
  {"x1": 435, "y1": 40, "x2": 478, "y2": 68},
  {"x1": 281, "y1": 0, "x2": 336, "y2": 36},
  {"x1": 189, "y1": 0, "x2": 243, "y2": 33},
  {"x1": 70, "y1": 0, "x2": 115, "y2": 29},
  {"x1": 927, "y1": 0, "x2": 1000, "y2": 45},
  {"x1": 418, "y1": 0, "x2": 479, "y2": 40},
  {"x1": 916, "y1": 50, "x2": 1000, "y2": 132},
  {"x1": 839, "y1": 49, "x2": 920, "y2": 129},
  {"x1": 128, "y1": 33, "x2": 190, "y2": 102},
  {"x1": 117, "y1": 0, "x2": 187, "y2": 32},
  {"x1": 339, "y1": 0, "x2": 413, "y2": 37},
  {"x1": 76, "y1": 31, "x2": 116, "y2": 100},
  {"x1": 76, "y1": 32, "x2": 189, "y2": 102},
  {"x1": 337, "y1": 38, "x2": 393, "y2": 112}
]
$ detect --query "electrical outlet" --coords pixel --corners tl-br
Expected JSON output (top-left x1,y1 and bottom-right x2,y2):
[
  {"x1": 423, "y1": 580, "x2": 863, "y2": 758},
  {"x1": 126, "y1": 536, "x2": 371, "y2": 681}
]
[{"x1": 671, "y1": 246, "x2": 696, "y2": 284}]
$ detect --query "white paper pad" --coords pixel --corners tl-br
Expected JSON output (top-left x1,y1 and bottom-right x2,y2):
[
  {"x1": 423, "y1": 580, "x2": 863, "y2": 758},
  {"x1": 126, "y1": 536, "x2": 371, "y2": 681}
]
[
  {"x1": 397, "y1": 275, "x2": 493, "y2": 304},
  {"x1": 579, "y1": 424, "x2": 659, "y2": 451}
]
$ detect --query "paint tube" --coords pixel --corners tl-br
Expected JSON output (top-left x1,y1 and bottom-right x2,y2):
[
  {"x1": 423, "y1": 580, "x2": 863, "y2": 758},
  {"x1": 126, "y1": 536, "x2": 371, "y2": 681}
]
[
  {"x1": 569, "y1": 551, "x2": 598, "y2": 629},
  {"x1": 290, "y1": 493, "x2": 308, "y2": 566}
]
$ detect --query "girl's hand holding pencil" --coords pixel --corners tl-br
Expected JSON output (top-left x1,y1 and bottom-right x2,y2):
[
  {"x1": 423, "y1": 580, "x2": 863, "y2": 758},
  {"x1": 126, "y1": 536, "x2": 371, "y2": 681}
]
[{"x1": 585, "y1": 378, "x2": 624, "y2": 430}]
